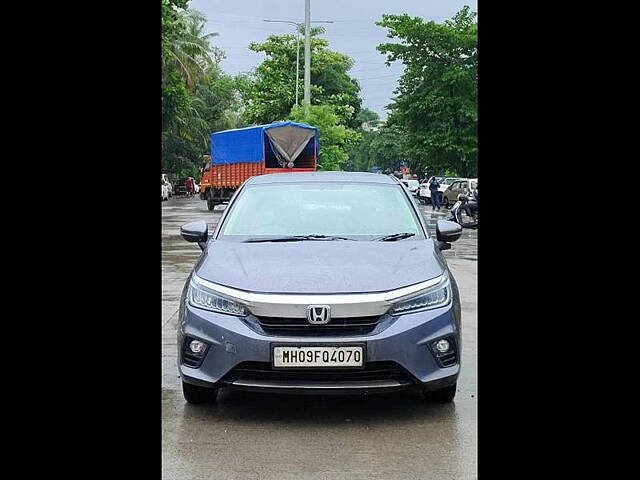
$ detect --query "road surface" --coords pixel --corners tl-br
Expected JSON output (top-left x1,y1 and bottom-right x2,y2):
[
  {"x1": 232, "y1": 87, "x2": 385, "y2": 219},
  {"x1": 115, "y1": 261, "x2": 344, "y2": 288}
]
[{"x1": 162, "y1": 194, "x2": 477, "y2": 480}]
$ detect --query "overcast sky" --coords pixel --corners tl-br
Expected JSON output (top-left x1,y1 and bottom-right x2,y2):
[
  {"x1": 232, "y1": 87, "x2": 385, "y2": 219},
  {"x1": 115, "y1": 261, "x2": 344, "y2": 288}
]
[{"x1": 189, "y1": 0, "x2": 477, "y2": 119}]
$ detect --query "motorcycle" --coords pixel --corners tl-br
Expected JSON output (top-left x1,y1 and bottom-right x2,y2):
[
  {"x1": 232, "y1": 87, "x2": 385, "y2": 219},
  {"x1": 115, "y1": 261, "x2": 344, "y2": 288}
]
[{"x1": 445, "y1": 194, "x2": 478, "y2": 229}]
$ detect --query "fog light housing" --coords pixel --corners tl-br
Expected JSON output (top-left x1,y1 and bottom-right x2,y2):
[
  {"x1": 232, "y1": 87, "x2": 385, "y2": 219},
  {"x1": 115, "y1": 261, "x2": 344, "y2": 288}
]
[
  {"x1": 435, "y1": 339, "x2": 450, "y2": 353},
  {"x1": 430, "y1": 336, "x2": 457, "y2": 368},
  {"x1": 182, "y1": 336, "x2": 209, "y2": 368},
  {"x1": 189, "y1": 340, "x2": 206, "y2": 354}
]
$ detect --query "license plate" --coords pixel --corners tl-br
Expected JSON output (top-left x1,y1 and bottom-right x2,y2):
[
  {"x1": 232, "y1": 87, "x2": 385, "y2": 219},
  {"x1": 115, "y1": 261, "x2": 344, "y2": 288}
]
[{"x1": 272, "y1": 345, "x2": 364, "y2": 368}]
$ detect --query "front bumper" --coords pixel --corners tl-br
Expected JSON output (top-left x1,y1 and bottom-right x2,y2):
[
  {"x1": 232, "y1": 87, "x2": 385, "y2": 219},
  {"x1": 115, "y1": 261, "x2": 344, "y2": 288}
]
[{"x1": 178, "y1": 302, "x2": 460, "y2": 394}]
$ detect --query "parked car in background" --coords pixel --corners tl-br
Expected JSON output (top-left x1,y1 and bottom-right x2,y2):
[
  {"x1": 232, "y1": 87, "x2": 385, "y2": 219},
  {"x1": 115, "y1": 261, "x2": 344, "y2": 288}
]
[
  {"x1": 441, "y1": 179, "x2": 477, "y2": 208},
  {"x1": 162, "y1": 174, "x2": 173, "y2": 197},
  {"x1": 433, "y1": 178, "x2": 462, "y2": 207},
  {"x1": 441, "y1": 179, "x2": 467, "y2": 208},
  {"x1": 418, "y1": 177, "x2": 456, "y2": 205},
  {"x1": 174, "y1": 178, "x2": 188, "y2": 196},
  {"x1": 418, "y1": 181, "x2": 431, "y2": 204},
  {"x1": 440, "y1": 177, "x2": 462, "y2": 190},
  {"x1": 161, "y1": 181, "x2": 170, "y2": 201}
]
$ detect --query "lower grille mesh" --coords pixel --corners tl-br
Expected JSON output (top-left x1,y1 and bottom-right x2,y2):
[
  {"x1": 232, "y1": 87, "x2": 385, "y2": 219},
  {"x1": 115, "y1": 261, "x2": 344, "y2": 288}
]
[{"x1": 222, "y1": 361, "x2": 415, "y2": 384}]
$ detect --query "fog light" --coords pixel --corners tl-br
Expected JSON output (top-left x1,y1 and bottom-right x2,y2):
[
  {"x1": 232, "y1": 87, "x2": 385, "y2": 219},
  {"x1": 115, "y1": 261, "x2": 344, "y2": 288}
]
[
  {"x1": 189, "y1": 340, "x2": 206, "y2": 354},
  {"x1": 435, "y1": 339, "x2": 450, "y2": 353}
]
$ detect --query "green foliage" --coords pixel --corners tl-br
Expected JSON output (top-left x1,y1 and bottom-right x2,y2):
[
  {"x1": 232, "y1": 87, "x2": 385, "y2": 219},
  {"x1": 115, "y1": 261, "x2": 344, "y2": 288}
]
[
  {"x1": 162, "y1": 0, "x2": 188, "y2": 58},
  {"x1": 241, "y1": 30, "x2": 365, "y2": 172},
  {"x1": 344, "y1": 125, "x2": 404, "y2": 172},
  {"x1": 289, "y1": 105, "x2": 361, "y2": 171},
  {"x1": 376, "y1": 6, "x2": 477, "y2": 177},
  {"x1": 162, "y1": 5, "x2": 244, "y2": 179},
  {"x1": 162, "y1": 69, "x2": 189, "y2": 130},
  {"x1": 243, "y1": 30, "x2": 362, "y2": 128},
  {"x1": 164, "y1": 8, "x2": 220, "y2": 90},
  {"x1": 354, "y1": 108, "x2": 381, "y2": 131},
  {"x1": 162, "y1": 0, "x2": 190, "y2": 131}
]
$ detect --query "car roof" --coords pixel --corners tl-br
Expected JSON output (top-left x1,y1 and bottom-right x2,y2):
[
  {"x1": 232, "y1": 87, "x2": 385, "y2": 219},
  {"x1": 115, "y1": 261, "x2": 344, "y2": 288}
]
[{"x1": 246, "y1": 171, "x2": 399, "y2": 185}]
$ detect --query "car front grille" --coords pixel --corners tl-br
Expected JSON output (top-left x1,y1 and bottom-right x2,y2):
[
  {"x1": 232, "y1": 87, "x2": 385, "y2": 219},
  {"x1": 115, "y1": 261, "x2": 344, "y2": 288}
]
[
  {"x1": 221, "y1": 361, "x2": 415, "y2": 385},
  {"x1": 255, "y1": 315, "x2": 381, "y2": 336}
]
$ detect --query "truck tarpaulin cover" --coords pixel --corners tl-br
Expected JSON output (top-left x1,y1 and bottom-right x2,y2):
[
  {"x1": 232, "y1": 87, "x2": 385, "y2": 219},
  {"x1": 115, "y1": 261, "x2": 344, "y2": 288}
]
[{"x1": 210, "y1": 121, "x2": 319, "y2": 166}]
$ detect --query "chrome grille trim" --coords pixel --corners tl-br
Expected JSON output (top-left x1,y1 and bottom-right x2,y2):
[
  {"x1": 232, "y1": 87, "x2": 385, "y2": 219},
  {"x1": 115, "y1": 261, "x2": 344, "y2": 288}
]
[{"x1": 191, "y1": 272, "x2": 445, "y2": 318}]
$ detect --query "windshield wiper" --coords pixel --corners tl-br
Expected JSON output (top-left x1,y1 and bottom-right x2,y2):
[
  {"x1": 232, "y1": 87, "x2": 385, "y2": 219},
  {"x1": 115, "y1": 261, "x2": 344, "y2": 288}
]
[
  {"x1": 374, "y1": 232, "x2": 416, "y2": 242},
  {"x1": 244, "y1": 234, "x2": 354, "y2": 243}
]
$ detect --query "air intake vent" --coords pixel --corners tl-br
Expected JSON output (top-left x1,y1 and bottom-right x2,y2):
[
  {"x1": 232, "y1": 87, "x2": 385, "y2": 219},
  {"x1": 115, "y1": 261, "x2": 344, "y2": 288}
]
[{"x1": 438, "y1": 351, "x2": 457, "y2": 367}]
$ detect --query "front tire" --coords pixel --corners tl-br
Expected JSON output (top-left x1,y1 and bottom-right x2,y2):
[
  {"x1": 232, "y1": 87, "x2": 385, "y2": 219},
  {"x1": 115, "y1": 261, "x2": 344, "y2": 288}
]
[
  {"x1": 422, "y1": 383, "x2": 457, "y2": 403},
  {"x1": 182, "y1": 381, "x2": 218, "y2": 404},
  {"x1": 443, "y1": 196, "x2": 450, "y2": 208}
]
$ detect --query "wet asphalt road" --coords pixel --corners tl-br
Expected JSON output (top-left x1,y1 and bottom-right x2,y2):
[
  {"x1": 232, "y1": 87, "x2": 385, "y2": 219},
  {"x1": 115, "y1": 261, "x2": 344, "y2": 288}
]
[{"x1": 162, "y1": 194, "x2": 477, "y2": 480}]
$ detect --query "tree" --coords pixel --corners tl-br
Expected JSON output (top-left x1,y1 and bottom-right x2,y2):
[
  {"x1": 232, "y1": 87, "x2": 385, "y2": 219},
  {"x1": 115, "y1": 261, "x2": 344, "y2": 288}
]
[
  {"x1": 244, "y1": 29, "x2": 362, "y2": 128},
  {"x1": 162, "y1": 5, "x2": 244, "y2": 179},
  {"x1": 344, "y1": 124, "x2": 404, "y2": 172},
  {"x1": 354, "y1": 108, "x2": 381, "y2": 131},
  {"x1": 162, "y1": 0, "x2": 189, "y2": 130},
  {"x1": 289, "y1": 105, "x2": 361, "y2": 171},
  {"x1": 165, "y1": 8, "x2": 221, "y2": 90},
  {"x1": 377, "y1": 6, "x2": 477, "y2": 177}
]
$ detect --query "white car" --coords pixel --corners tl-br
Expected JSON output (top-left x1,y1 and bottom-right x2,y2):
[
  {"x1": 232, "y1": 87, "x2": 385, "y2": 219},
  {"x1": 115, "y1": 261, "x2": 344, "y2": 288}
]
[
  {"x1": 193, "y1": 182, "x2": 200, "y2": 194},
  {"x1": 161, "y1": 181, "x2": 170, "y2": 201}
]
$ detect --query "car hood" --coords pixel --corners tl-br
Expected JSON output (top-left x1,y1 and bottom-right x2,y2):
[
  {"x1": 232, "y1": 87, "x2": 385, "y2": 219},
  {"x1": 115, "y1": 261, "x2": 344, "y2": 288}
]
[{"x1": 195, "y1": 239, "x2": 444, "y2": 294}]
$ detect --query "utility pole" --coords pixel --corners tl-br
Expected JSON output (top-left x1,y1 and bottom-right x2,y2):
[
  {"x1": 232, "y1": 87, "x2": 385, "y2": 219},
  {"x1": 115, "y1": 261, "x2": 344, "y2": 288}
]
[
  {"x1": 295, "y1": 26, "x2": 301, "y2": 106},
  {"x1": 263, "y1": 16, "x2": 333, "y2": 108},
  {"x1": 304, "y1": 0, "x2": 311, "y2": 107}
]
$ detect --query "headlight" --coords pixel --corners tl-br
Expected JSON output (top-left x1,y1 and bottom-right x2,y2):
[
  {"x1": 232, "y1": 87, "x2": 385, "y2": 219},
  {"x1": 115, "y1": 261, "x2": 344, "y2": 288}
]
[
  {"x1": 188, "y1": 277, "x2": 248, "y2": 316},
  {"x1": 389, "y1": 273, "x2": 451, "y2": 314}
]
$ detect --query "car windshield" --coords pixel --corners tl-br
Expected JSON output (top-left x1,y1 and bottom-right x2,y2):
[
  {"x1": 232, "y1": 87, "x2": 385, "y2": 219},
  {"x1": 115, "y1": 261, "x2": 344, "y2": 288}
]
[
  {"x1": 443, "y1": 178, "x2": 459, "y2": 185},
  {"x1": 407, "y1": 180, "x2": 419, "y2": 188},
  {"x1": 218, "y1": 182, "x2": 424, "y2": 241}
]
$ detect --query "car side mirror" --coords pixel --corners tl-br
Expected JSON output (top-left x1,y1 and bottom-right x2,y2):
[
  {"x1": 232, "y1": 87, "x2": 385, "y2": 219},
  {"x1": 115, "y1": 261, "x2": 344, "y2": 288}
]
[
  {"x1": 436, "y1": 219, "x2": 462, "y2": 243},
  {"x1": 181, "y1": 221, "x2": 208, "y2": 250}
]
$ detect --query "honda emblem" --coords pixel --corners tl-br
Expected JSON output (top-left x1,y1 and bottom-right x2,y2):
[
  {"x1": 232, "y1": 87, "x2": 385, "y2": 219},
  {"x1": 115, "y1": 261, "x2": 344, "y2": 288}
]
[{"x1": 307, "y1": 305, "x2": 331, "y2": 325}]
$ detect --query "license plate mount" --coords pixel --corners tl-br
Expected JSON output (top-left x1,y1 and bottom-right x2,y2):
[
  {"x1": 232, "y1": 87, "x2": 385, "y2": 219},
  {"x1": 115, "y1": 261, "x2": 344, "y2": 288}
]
[{"x1": 271, "y1": 344, "x2": 366, "y2": 369}]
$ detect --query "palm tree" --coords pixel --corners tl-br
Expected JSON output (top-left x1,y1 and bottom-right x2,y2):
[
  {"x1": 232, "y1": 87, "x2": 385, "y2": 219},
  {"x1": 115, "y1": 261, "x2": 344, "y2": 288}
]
[{"x1": 164, "y1": 9, "x2": 220, "y2": 90}]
